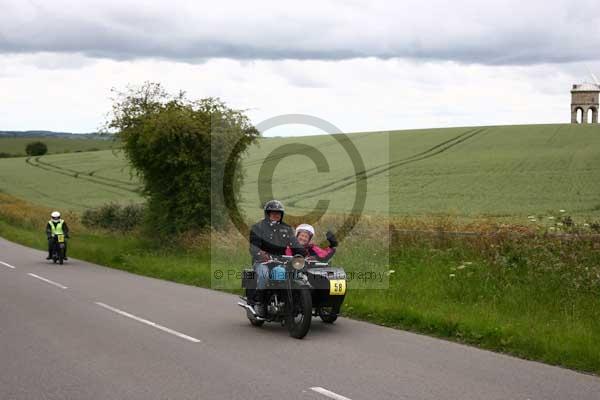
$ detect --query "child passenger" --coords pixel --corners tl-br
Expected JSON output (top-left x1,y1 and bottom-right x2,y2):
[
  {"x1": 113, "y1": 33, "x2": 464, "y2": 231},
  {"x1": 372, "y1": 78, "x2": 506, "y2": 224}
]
[{"x1": 286, "y1": 223, "x2": 337, "y2": 262}]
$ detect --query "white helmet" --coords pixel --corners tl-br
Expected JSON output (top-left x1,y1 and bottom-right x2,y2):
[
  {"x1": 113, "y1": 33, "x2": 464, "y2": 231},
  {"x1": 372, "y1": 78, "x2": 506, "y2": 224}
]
[
  {"x1": 295, "y1": 223, "x2": 315, "y2": 238},
  {"x1": 51, "y1": 211, "x2": 61, "y2": 219}
]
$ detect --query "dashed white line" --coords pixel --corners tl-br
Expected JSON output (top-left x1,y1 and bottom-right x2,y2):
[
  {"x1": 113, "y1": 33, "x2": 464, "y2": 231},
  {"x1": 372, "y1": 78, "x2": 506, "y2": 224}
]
[
  {"x1": 94, "y1": 302, "x2": 201, "y2": 343},
  {"x1": 27, "y1": 273, "x2": 68, "y2": 289},
  {"x1": 0, "y1": 261, "x2": 16, "y2": 269},
  {"x1": 310, "y1": 387, "x2": 353, "y2": 400}
]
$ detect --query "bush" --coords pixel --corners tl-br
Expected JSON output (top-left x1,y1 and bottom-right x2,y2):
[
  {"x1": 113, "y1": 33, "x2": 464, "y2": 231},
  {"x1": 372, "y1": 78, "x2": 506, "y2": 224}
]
[
  {"x1": 0, "y1": 152, "x2": 13, "y2": 158},
  {"x1": 108, "y1": 82, "x2": 259, "y2": 235},
  {"x1": 25, "y1": 141, "x2": 48, "y2": 156},
  {"x1": 81, "y1": 203, "x2": 145, "y2": 231}
]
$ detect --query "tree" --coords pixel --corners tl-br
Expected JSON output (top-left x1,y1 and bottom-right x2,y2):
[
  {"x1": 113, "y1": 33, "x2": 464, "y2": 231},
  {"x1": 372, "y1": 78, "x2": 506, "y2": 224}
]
[
  {"x1": 25, "y1": 141, "x2": 48, "y2": 156},
  {"x1": 107, "y1": 82, "x2": 259, "y2": 235}
]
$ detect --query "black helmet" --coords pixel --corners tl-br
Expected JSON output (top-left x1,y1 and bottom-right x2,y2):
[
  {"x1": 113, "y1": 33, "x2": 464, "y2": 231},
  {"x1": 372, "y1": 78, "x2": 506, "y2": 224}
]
[{"x1": 264, "y1": 200, "x2": 285, "y2": 218}]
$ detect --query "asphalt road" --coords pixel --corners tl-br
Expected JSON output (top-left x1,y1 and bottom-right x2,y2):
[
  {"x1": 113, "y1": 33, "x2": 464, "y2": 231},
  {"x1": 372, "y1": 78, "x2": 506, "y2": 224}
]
[{"x1": 1, "y1": 237, "x2": 599, "y2": 400}]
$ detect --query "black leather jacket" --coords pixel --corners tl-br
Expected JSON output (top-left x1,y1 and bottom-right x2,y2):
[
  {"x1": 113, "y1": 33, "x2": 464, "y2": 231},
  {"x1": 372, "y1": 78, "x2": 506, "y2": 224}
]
[{"x1": 249, "y1": 218, "x2": 303, "y2": 262}]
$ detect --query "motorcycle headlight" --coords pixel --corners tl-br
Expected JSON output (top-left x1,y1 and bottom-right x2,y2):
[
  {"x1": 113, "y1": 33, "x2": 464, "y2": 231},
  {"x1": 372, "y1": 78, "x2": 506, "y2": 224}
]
[{"x1": 291, "y1": 255, "x2": 305, "y2": 270}]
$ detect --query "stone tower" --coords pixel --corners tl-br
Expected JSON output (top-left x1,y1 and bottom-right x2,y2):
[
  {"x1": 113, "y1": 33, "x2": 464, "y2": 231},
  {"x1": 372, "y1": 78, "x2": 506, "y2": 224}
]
[{"x1": 571, "y1": 83, "x2": 600, "y2": 124}]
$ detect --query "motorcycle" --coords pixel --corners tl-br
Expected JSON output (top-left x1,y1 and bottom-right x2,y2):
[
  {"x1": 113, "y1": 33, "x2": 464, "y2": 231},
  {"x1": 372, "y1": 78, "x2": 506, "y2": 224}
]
[
  {"x1": 50, "y1": 234, "x2": 66, "y2": 265},
  {"x1": 238, "y1": 255, "x2": 347, "y2": 339}
]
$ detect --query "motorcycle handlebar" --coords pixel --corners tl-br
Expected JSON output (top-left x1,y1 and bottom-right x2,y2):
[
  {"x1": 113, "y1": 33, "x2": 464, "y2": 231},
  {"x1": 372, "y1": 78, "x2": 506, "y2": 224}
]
[{"x1": 262, "y1": 255, "x2": 329, "y2": 267}]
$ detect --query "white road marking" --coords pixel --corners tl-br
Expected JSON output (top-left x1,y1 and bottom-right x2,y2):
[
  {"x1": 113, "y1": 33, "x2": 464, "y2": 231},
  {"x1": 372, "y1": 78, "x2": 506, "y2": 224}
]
[
  {"x1": 0, "y1": 261, "x2": 16, "y2": 269},
  {"x1": 310, "y1": 387, "x2": 353, "y2": 400},
  {"x1": 94, "y1": 302, "x2": 201, "y2": 343},
  {"x1": 27, "y1": 273, "x2": 68, "y2": 289}
]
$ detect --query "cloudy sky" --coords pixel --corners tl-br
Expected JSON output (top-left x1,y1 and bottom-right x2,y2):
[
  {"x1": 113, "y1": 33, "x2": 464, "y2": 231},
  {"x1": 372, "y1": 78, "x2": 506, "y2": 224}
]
[{"x1": 1, "y1": 0, "x2": 600, "y2": 135}]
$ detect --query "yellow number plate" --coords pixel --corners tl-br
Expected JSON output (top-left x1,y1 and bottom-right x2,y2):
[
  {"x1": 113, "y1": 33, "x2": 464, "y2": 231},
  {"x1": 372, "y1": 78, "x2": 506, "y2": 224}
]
[
  {"x1": 329, "y1": 279, "x2": 346, "y2": 295},
  {"x1": 57, "y1": 235, "x2": 65, "y2": 243}
]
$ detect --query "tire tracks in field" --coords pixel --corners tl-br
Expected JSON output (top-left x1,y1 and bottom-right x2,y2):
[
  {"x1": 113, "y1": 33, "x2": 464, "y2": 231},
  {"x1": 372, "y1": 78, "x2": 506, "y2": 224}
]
[
  {"x1": 243, "y1": 131, "x2": 376, "y2": 170},
  {"x1": 280, "y1": 127, "x2": 486, "y2": 205},
  {"x1": 25, "y1": 157, "x2": 142, "y2": 195},
  {"x1": 34, "y1": 156, "x2": 139, "y2": 187}
]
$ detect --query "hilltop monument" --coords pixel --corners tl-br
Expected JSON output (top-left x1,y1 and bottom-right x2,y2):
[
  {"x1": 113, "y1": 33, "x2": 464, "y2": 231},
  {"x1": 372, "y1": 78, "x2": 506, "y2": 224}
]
[{"x1": 571, "y1": 82, "x2": 600, "y2": 124}]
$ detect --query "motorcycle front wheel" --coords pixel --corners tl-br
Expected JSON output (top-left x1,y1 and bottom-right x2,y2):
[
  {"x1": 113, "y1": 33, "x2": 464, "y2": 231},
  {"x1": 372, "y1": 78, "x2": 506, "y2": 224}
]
[{"x1": 286, "y1": 288, "x2": 312, "y2": 339}]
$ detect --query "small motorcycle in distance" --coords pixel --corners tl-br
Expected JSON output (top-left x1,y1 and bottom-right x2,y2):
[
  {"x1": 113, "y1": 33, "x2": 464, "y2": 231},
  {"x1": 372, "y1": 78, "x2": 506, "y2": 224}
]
[
  {"x1": 238, "y1": 255, "x2": 347, "y2": 339},
  {"x1": 50, "y1": 233, "x2": 66, "y2": 265}
]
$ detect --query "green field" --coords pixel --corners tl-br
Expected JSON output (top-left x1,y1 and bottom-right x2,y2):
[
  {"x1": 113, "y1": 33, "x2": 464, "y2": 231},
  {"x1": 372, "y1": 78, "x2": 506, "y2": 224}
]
[
  {"x1": 240, "y1": 123, "x2": 600, "y2": 220},
  {"x1": 0, "y1": 124, "x2": 599, "y2": 221},
  {"x1": 0, "y1": 137, "x2": 117, "y2": 156},
  {"x1": 0, "y1": 150, "x2": 142, "y2": 210}
]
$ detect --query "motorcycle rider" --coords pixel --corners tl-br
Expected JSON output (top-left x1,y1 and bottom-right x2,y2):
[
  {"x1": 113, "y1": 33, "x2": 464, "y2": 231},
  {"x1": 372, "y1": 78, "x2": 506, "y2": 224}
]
[
  {"x1": 249, "y1": 200, "x2": 303, "y2": 318},
  {"x1": 45, "y1": 211, "x2": 70, "y2": 260},
  {"x1": 286, "y1": 223, "x2": 337, "y2": 262}
]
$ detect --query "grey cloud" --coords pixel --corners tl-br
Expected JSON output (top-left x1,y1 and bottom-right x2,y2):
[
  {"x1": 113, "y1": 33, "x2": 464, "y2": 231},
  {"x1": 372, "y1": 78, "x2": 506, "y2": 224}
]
[{"x1": 1, "y1": 0, "x2": 600, "y2": 65}]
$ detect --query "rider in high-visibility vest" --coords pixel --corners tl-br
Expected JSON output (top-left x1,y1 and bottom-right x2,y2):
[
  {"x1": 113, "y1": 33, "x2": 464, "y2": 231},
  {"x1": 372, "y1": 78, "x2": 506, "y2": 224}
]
[{"x1": 46, "y1": 211, "x2": 70, "y2": 260}]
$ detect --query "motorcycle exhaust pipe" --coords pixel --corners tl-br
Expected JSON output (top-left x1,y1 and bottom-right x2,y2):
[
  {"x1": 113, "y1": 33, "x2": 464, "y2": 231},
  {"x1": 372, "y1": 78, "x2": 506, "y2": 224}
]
[{"x1": 237, "y1": 301, "x2": 258, "y2": 316}]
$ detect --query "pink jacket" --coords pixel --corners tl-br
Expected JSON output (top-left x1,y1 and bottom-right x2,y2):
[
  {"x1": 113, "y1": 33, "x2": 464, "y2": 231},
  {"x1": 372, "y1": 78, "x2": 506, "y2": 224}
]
[{"x1": 285, "y1": 243, "x2": 336, "y2": 262}]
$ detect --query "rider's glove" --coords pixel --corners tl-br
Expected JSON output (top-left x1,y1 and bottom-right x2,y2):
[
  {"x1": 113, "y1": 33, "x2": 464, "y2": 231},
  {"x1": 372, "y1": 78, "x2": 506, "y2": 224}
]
[
  {"x1": 257, "y1": 250, "x2": 271, "y2": 263},
  {"x1": 326, "y1": 230, "x2": 338, "y2": 248}
]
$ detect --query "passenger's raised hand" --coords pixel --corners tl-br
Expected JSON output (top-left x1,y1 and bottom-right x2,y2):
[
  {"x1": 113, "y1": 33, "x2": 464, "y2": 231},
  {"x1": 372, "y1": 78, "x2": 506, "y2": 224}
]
[{"x1": 326, "y1": 230, "x2": 338, "y2": 248}]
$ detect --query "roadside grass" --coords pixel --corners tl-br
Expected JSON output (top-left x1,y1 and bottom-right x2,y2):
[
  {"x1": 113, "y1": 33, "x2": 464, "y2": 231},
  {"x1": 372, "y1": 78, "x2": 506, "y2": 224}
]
[
  {"x1": 1, "y1": 192, "x2": 599, "y2": 374},
  {"x1": 346, "y1": 238, "x2": 600, "y2": 373}
]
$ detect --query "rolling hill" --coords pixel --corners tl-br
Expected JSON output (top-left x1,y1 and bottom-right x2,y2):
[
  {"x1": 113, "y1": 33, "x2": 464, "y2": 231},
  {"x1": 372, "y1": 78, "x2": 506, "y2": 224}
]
[{"x1": 0, "y1": 124, "x2": 599, "y2": 221}]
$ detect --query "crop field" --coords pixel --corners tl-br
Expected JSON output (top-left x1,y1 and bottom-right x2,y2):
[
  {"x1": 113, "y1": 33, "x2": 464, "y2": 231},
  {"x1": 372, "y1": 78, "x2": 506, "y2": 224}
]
[
  {"x1": 0, "y1": 137, "x2": 117, "y2": 156},
  {"x1": 242, "y1": 123, "x2": 600, "y2": 221},
  {"x1": 0, "y1": 150, "x2": 142, "y2": 210},
  {"x1": 0, "y1": 124, "x2": 599, "y2": 221}
]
